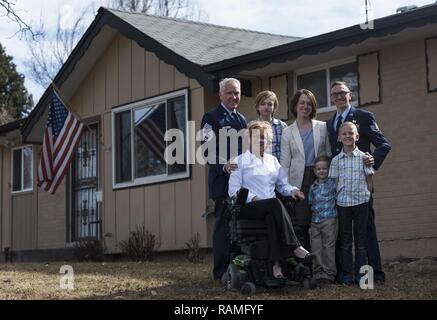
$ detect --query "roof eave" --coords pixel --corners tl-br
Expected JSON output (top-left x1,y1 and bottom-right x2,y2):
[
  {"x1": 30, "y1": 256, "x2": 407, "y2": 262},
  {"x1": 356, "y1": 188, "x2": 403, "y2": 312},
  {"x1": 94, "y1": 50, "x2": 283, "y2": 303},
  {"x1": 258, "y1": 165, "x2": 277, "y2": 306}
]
[
  {"x1": 203, "y1": 4, "x2": 437, "y2": 75},
  {"x1": 21, "y1": 7, "x2": 217, "y2": 141}
]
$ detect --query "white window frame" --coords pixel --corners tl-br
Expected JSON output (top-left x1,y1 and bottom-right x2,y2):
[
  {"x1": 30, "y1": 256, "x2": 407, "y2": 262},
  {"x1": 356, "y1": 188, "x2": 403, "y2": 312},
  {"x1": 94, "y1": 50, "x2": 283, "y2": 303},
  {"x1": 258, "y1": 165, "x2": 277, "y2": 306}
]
[
  {"x1": 11, "y1": 145, "x2": 34, "y2": 194},
  {"x1": 294, "y1": 57, "x2": 358, "y2": 114},
  {"x1": 112, "y1": 88, "x2": 190, "y2": 189}
]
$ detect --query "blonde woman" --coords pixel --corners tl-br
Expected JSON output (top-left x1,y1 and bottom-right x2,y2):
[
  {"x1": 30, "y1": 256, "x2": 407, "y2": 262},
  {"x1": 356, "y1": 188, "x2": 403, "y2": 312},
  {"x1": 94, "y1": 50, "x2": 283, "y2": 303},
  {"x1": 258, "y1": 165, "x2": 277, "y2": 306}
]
[
  {"x1": 229, "y1": 120, "x2": 314, "y2": 279},
  {"x1": 280, "y1": 89, "x2": 331, "y2": 250}
]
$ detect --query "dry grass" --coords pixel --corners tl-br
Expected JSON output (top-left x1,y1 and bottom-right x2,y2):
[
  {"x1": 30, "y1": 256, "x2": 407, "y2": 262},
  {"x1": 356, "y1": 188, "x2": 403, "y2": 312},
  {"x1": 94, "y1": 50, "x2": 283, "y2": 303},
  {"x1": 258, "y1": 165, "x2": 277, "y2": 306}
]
[{"x1": 0, "y1": 255, "x2": 436, "y2": 300}]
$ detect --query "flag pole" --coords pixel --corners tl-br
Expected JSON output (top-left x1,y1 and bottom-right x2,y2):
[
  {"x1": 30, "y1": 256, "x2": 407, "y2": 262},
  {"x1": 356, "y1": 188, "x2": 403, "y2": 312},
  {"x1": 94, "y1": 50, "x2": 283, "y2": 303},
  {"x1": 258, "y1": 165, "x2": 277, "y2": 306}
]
[{"x1": 50, "y1": 82, "x2": 106, "y2": 148}]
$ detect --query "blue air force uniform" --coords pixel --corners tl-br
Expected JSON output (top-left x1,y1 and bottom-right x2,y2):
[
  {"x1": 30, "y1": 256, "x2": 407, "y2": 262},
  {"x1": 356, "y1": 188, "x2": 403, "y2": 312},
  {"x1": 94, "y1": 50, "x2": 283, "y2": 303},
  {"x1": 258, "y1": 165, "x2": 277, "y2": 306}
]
[{"x1": 201, "y1": 103, "x2": 247, "y2": 280}]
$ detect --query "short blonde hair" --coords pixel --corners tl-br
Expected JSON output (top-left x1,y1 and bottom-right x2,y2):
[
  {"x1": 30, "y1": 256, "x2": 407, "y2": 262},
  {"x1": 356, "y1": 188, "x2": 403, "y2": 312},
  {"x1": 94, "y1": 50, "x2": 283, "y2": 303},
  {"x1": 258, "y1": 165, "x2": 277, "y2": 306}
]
[
  {"x1": 247, "y1": 120, "x2": 273, "y2": 146},
  {"x1": 339, "y1": 121, "x2": 358, "y2": 134},
  {"x1": 254, "y1": 90, "x2": 279, "y2": 116}
]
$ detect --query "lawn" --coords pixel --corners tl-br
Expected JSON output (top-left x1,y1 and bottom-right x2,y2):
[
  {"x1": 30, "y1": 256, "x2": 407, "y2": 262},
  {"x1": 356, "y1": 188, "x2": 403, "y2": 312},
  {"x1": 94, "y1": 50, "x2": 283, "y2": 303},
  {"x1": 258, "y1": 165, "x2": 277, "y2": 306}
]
[{"x1": 0, "y1": 254, "x2": 436, "y2": 300}]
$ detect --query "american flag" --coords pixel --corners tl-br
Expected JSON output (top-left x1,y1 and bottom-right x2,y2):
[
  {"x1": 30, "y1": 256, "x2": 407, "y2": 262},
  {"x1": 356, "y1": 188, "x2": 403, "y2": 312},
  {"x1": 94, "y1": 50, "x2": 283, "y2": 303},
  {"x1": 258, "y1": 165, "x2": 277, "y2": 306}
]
[{"x1": 37, "y1": 90, "x2": 84, "y2": 194}]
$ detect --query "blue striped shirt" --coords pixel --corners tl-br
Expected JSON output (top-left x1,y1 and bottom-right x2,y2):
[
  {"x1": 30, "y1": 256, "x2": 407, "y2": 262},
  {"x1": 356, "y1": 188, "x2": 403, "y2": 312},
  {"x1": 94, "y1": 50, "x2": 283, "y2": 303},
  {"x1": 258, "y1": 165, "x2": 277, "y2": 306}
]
[
  {"x1": 271, "y1": 118, "x2": 287, "y2": 161},
  {"x1": 329, "y1": 147, "x2": 374, "y2": 207},
  {"x1": 308, "y1": 178, "x2": 337, "y2": 224}
]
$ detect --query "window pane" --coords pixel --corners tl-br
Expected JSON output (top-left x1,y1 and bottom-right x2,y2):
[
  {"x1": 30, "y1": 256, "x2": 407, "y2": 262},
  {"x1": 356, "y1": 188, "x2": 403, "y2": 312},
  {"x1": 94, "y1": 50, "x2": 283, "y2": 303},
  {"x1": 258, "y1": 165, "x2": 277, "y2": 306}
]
[
  {"x1": 330, "y1": 62, "x2": 358, "y2": 106},
  {"x1": 115, "y1": 110, "x2": 132, "y2": 183},
  {"x1": 12, "y1": 149, "x2": 22, "y2": 191},
  {"x1": 134, "y1": 103, "x2": 166, "y2": 179},
  {"x1": 297, "y1": 70, "x2": 327, "y2": 109},
  {"x1": 22, "y1": 146, "x2": 33, "y2": 190},
  {"x1": 167, "y1": 96, "x2": 187, "y2": 175}
]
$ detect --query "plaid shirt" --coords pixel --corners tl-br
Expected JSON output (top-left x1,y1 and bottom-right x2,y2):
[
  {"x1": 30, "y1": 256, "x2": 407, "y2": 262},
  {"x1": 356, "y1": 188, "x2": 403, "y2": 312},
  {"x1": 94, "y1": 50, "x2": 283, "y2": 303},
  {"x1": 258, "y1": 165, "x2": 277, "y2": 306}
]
[
  {"x1": 329, "y1": 147, "x2": 374, "y2": 207},
  {"x1": 271, "y1": 118, "x2": 288, "y2": 160},
  {"x1": 308, "y1": 178, "x2": 337, "y2": 224}
]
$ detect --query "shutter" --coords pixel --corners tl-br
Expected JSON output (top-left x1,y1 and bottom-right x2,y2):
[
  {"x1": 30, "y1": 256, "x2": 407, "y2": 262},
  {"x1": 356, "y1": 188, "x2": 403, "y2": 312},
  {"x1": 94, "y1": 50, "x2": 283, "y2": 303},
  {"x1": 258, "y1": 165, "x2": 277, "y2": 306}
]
[
  {"x1": 269, "y1": 74, "x2": 288, "y2": 120},
  {"x1": 426, "y1": 36, "x2": 437, "y2": 93},
  {"x1": 357, "y1": 51, "x2": 381, "y2": 106}
]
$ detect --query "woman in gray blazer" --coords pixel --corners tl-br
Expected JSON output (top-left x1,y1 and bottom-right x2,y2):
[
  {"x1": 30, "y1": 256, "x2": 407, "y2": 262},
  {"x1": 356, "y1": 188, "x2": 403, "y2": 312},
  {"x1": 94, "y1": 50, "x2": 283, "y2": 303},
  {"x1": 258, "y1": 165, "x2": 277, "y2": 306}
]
[{"x1": 280, "y1": 89, "x2": 331, "y2": 250}]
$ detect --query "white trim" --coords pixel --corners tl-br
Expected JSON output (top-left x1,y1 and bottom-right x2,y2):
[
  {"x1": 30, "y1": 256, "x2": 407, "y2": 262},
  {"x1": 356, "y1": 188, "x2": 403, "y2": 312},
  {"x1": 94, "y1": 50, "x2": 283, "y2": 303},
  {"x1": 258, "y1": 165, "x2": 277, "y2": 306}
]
[
  {"x1": 294, "y1": 57, "x2": 356, "y2": 76},
  {"x1": 11, "y1": 145, "x2": 34, "y2": 194},
  {"x1": 112, "y1": 89, "x2": 190, "y2": 189},
  {"x1": 294, "y1": 56, "x2": 358, "y2": 113}
]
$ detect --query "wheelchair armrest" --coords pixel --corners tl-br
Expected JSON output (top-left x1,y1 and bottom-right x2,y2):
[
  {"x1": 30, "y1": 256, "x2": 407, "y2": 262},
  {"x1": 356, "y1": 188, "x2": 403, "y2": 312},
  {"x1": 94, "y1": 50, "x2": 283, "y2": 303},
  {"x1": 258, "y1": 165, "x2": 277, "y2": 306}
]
[{"x1": 235, "y1": 187, "x2": 248, "y2": 205}]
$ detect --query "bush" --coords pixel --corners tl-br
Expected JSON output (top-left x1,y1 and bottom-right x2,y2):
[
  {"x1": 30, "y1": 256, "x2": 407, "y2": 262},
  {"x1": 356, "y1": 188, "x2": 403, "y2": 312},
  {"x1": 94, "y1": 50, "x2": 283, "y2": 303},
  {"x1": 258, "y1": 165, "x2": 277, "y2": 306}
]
[
  {"x1": 186, "y1": 232, "x2": 203, "y2": 264},
  {"x1": 119, "y1": 224, "x2": 158, "y2": 261},
  {"x1": 73, "y1": 240, "x2": 105, "y2": 262}
]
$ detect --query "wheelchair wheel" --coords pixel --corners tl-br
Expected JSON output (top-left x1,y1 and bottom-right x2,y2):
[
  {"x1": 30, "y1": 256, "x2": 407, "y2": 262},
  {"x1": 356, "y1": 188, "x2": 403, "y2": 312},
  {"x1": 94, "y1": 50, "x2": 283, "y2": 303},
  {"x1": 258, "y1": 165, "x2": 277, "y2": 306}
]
[
  {"x1": 226, "y1": 263, "x2": 241, "y2": 290},
  {"x1": 241, "y1": 282, "x2": 256, "y2": 294},
  {"x1": 303, "y1": 277, "x2": 317, "y2": 290},
  {"x1": 303, "y1": 278, "x2": 311, "y2": 289},
  {"x1": 310, "y1": 277, "x2": 317, "y2": 289}
]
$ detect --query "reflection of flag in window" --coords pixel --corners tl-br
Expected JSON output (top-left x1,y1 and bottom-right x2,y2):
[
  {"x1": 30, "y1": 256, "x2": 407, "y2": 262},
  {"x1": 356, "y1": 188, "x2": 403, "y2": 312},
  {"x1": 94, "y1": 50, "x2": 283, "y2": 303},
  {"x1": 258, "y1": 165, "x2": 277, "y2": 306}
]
[
  {"x1": 135, "y1": 107, "x2": 166, "y2": 163},
  {"x1": 37, "y1": 90, "x2": 84, "y2": 194}
]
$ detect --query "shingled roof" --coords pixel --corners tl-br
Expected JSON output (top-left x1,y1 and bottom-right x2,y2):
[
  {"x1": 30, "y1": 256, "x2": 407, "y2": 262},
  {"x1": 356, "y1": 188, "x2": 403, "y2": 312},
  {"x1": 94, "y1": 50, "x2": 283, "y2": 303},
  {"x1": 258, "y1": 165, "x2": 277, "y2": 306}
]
[
  {"x1": 107, "y1": 8, "x2": 300, "y2": 66},
  {"x1": 21, "y1": 4, "x2": 437, "y2": 141}
]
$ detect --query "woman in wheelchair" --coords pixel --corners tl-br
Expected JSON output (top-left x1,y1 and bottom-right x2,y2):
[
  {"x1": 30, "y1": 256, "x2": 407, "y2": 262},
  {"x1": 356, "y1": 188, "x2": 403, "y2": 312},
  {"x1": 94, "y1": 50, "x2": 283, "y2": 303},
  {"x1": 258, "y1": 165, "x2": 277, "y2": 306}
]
[{"x1": 227, "y1": 120, "x2": 314, "y2": 279}]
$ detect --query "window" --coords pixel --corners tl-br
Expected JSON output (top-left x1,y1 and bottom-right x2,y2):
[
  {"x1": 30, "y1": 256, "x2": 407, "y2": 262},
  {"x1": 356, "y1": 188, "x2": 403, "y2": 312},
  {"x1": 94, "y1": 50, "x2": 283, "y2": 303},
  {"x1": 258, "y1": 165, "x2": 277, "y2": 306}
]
[
  {"x1": 12, "y1": 145, "x2": 33, "y2": 193},
  {"x1": 296, "y1": 59, "x2": 358, "y2": 112},
  {"x1": 112, "y1": 89, "x2": 189, "y2": 188}
]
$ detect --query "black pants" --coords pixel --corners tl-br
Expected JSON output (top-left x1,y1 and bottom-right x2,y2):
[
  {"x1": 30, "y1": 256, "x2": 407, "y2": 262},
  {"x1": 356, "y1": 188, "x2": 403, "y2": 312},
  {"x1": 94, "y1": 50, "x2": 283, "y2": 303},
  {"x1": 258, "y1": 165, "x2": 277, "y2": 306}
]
[
  {"x1": 293, "y1": 166, "x2": 315, "y2": 251},
  {"x1": 337, "y1": 203, "x2": 368, "y2": 281},
  {"x1": 367, "y1": 196, "x2": 385, "y2": 282},
  {"x1": 335, "y1": 196, "x2": 385, "y2": 282},
  {"x1": 239, "y1": 198, "x2": 301, "y2": 261},
  {"x1": 212, "y1": 197, "x2": 229, "y2": 280}
]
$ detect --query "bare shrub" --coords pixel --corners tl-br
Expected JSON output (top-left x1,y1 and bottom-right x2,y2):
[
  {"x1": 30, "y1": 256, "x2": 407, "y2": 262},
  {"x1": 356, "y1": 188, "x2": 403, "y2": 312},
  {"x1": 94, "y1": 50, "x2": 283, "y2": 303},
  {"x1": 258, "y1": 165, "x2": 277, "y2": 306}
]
[
  {"x1": 119, "y1": 224, "x2": 158, "y2": 261},
  {"x1": 186, "y1": 232, "x2": 203, "y2": 263},
  {"x1": 73, "y1": 240, "x2": 105, "y2": 262}
]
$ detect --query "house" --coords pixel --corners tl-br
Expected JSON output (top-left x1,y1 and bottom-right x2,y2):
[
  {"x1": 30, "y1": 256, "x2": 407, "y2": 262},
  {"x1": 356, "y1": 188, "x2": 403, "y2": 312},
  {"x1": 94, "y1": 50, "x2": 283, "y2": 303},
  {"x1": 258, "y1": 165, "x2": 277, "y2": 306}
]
[{"x1": 1, "y1": 4, "x2": 436, "y2": 261}]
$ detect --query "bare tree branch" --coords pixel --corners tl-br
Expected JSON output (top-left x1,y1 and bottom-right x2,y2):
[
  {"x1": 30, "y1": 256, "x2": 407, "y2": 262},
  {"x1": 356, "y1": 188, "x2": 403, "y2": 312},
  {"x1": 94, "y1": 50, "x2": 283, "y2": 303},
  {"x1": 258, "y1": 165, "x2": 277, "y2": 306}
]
[
  {"x1": 0, "y1": 0, "x2": 41, "y2": 39},
  {"x1": 25, "y1": 0, "x2": 208, "y2": 89}
]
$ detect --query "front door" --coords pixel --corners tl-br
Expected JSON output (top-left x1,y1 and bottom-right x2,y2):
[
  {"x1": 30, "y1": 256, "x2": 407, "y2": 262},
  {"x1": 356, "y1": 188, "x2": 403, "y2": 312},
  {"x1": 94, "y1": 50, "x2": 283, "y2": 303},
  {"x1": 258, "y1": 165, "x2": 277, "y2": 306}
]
[{"x1": 71, "y1": 123, "x2": 100, "y2": 241}]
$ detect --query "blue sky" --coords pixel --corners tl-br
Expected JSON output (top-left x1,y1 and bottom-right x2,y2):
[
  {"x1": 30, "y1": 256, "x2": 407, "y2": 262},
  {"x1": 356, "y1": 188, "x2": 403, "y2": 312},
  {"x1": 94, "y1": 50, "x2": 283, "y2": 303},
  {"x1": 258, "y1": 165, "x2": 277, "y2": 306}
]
[{"x1": 1, "y1": 0, "x2": 434, "y2": 103}]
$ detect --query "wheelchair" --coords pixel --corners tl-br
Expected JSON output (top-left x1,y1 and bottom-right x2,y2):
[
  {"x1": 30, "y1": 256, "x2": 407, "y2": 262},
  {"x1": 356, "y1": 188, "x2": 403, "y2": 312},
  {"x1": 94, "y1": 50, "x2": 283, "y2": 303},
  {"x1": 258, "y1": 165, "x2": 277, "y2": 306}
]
[{"x1": 221, "y1": 188, "x2": 316, "y2": 294}]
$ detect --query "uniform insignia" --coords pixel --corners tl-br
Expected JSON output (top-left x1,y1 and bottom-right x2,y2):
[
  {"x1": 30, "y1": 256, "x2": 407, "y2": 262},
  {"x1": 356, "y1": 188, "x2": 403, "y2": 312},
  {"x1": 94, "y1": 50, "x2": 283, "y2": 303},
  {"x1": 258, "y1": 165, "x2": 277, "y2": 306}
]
[
  {"x1": 201, "y1": 123, "x2": 214, "y2": 142},
  {"x1": 370, "y1": 122, "x2": 380, "y2": 132}
]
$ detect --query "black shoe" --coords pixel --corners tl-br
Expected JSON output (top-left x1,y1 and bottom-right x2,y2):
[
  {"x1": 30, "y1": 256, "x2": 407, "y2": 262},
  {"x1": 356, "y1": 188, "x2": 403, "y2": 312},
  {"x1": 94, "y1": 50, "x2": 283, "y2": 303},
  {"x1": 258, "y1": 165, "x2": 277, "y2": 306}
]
[
  {"x1": 375, "y1": 279, "x2": 385, "y2": 285},
  {"x1": 296, "y1": 253, "x2": 315, "y2": 263}
]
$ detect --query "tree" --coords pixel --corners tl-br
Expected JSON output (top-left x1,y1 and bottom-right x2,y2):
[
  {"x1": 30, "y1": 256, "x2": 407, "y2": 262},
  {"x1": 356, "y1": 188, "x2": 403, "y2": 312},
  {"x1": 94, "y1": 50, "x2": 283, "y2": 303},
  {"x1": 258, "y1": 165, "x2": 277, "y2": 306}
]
[
  {"x1": 25, "y1": 0, "x2": 206, "y2": 89},
  {"x1": 0, "y1": 43, "x2": 33, "y2": 124},
  {"x1": 0, "y1": 0, "x2": 40, "y2": 38}
]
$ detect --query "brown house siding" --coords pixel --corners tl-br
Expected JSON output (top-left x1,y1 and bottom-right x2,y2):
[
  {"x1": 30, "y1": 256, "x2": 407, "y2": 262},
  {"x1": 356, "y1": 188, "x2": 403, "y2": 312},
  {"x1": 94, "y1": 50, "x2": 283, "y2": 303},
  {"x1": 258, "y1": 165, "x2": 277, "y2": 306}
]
[
  {"x1": 67, "y1": 34, "x2": 208, "y2": 253},
  {"x1": 368, "y1": 39, "x2": 437, "y2": 259}
]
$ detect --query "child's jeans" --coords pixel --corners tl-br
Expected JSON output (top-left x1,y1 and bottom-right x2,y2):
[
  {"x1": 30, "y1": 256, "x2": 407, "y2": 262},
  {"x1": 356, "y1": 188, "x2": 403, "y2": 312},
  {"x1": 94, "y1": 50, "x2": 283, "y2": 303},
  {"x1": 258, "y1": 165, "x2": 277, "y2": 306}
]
[{"x1": 337, "y1": 203, "x2": 368, "y2": 283}]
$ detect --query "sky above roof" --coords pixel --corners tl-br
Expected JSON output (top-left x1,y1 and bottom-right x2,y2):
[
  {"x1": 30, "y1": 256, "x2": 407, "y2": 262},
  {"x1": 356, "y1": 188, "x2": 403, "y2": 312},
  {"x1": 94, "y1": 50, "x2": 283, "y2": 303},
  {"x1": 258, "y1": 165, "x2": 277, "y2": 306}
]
[{"x1": 1, "y1": 0, "x2": 434, "y2": 102}]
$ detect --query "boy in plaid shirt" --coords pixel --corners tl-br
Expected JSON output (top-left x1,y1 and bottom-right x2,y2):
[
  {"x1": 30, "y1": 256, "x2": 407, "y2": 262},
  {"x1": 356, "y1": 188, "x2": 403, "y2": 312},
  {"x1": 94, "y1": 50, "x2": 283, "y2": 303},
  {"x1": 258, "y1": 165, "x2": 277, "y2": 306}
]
[
  {"x1": 308, "y1": 155, "x2": 338, "y2": 285},
  {"x1": 329, "y1": 122, "x2": 374, "y2": 285}
]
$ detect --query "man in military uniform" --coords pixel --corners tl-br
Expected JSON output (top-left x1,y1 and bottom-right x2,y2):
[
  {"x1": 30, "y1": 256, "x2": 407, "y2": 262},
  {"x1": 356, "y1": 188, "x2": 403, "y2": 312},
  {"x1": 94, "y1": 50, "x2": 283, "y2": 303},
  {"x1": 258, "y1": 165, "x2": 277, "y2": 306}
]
[{"x1": 201, "y1": 78, "x2": 247, "y2": 281}]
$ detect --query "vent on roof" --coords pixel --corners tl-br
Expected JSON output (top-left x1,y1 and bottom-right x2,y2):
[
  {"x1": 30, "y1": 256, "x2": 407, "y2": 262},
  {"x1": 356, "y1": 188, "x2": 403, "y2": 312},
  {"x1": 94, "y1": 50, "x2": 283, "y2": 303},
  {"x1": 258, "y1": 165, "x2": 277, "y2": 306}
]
[{"x1": 396, "y1": 5, "x2": 418, "y2": 13}]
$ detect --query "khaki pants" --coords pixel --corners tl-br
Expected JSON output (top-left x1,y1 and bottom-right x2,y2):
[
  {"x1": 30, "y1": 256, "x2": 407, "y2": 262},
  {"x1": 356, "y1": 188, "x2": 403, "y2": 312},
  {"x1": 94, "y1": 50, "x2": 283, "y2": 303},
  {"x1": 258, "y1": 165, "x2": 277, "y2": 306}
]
[{"x1": 310, "y1": 217, "x2": 338, "y2": 281}]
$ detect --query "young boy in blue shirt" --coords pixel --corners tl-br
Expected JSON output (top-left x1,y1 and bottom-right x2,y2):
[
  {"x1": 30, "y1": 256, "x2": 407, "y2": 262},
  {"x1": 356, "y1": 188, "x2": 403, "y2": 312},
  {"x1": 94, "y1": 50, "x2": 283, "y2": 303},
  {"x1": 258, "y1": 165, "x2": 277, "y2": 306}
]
[
  {"x1": 308, "y1": 155, "x2": 338, "y2": 285},
  {"x1": 329, "y1": 122, "x2": 374, "y2": 285}
]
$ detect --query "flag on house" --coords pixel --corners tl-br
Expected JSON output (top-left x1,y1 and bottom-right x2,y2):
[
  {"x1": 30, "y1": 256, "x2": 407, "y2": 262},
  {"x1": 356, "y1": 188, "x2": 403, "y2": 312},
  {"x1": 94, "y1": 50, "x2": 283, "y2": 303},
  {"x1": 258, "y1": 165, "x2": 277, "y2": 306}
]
[{"x1": 37, "y1": 89, "x2": 84, "y2": 194}]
